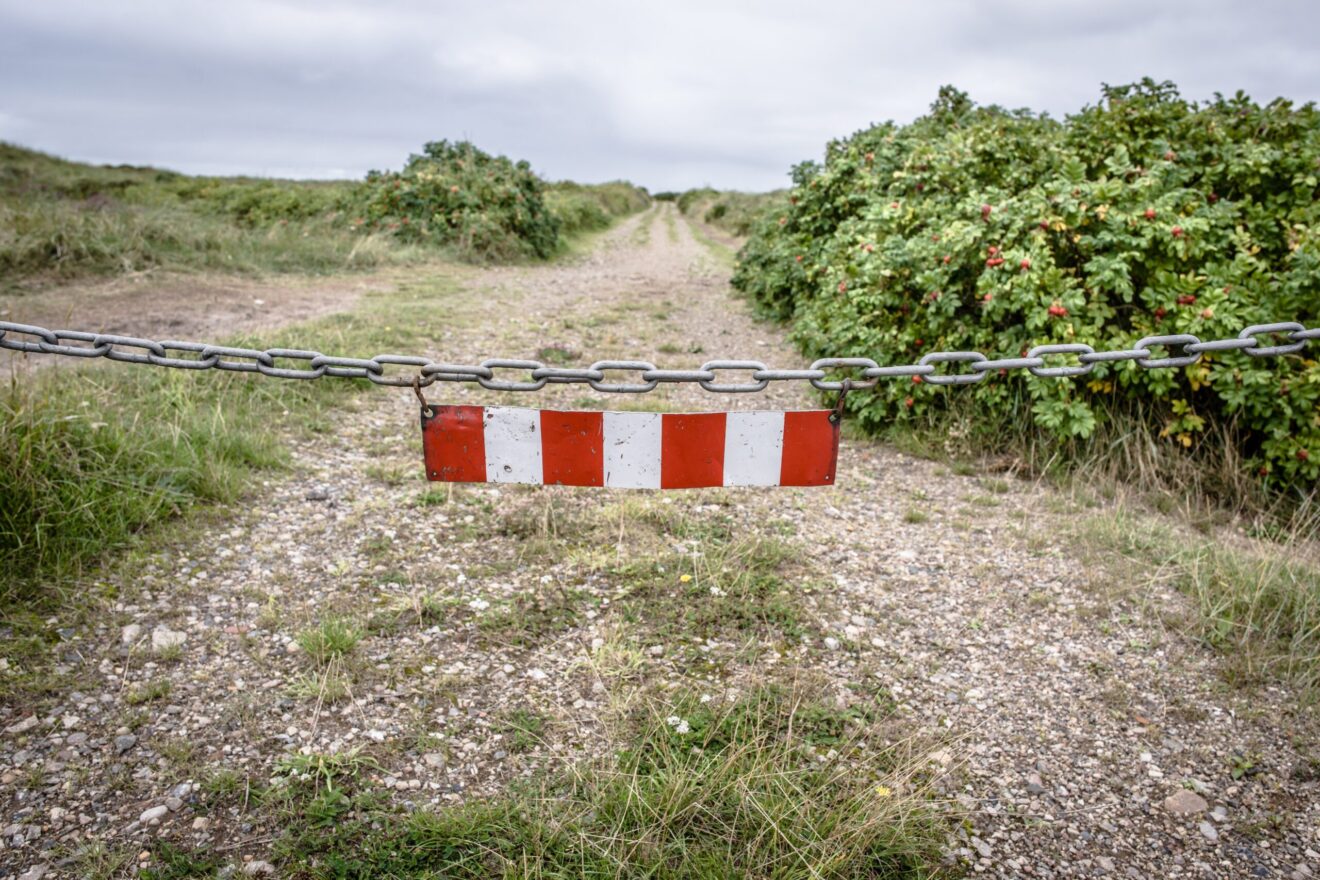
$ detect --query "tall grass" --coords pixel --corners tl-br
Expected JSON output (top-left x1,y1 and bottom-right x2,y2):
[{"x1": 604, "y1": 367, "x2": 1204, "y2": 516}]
[
  {"x1": 242, "y1": 683, "x2": 950, "y2": 878},
  {"x1": 868, "y1": 381, "x2": 1315, "y2": 522},
  {"x1": 0, "y1": 367, "x2": 312, "y2": 601},
  {"x1": 0, "y1": 277, "x2": 460, "y2": 602},
  {"x1": 1079, "y1": 508, "x2": 1320, "y2": 693},
  {"x1": 0, "y1": 197, "x2": 417, "y2": 284},
  {"x1": 1, "y1": 142, "x2": 434, "y2": 287}
]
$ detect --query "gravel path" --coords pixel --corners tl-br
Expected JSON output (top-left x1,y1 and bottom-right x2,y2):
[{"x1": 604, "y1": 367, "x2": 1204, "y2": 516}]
[{"x1": 2, "y1": 204, "x2": 1317, "y2": 879}]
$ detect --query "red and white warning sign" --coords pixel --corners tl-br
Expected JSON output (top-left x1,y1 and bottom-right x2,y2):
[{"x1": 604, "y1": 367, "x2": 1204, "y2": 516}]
[{"x1": 421, "y1": 406, "x2": 839, "y2": 488}]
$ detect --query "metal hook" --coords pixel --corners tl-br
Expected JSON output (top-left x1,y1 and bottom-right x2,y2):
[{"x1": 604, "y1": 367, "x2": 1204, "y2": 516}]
[
  {"x1": 412, "y1": 375, "x2": 430, "y2": 413},
  {"x1": 829, "y1": 378, "x2": 852, "y2": 424}
]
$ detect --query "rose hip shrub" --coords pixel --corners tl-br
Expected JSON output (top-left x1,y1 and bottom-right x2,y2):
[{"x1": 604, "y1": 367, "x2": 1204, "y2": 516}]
[
  {"x1": 357, "y1": 140, "x2": 560, "y2": 262},
  {"x1": 734, "y1": 81, "x2": 1320, "y2": 487}
]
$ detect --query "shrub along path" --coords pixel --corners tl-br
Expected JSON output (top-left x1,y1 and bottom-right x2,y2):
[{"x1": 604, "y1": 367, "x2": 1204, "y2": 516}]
[{"x1": 2, "y1": 204, "x2": 1317, "y2": 879}]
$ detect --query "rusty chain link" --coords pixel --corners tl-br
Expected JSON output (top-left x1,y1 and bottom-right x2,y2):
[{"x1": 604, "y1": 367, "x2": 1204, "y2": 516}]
[{"x1": 2, "y1": 320, "x2": 1315, "y2": 394}]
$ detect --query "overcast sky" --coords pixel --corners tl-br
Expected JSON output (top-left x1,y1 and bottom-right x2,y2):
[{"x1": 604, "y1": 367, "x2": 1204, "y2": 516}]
[{"x1": 2, "y1": 1, "x2": 1318, "y2": 191}]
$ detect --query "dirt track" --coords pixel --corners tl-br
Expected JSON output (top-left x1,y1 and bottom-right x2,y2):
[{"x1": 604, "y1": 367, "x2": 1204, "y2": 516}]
[{"x1": 2, "y1": 205, "x2": 1317, "y2": 879}]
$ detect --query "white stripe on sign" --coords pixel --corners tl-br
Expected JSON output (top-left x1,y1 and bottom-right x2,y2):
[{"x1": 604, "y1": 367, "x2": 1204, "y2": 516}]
[
  {"x1": 602, "y1": 411, "x2": 662, "y2": 489},
  {"x1": 723, "y1": 411, "x2": 784, "y2": 487},
  {"x1": 483, "y1": 406, "x2": 543, "y2": 484}
]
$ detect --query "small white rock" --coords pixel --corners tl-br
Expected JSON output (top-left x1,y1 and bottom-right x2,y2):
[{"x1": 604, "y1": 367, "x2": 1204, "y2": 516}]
[
  {"x1": 121, "y1": 624, "x2": 142, "y2": 645},
  {"x1": 140, "y1": 805, "x2": 169, "y2": 825},
  {"x1": 151, "y1": 626, "x2": 187, "y2": 652},
  {"x1": 4, "y1": 716, "x2": 39, "y2": 735},
  {"x1": 526, "y1": 668, "x2": 548, "y2": 681}
]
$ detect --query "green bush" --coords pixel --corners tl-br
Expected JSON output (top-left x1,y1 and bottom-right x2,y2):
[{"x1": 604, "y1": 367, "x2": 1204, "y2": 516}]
[
  {"x1": 355, "y1": 140, "x2": 560, "y2": 262},
  {"x1": 733, "y1": 80, "x2": 1320, "y2": 489}
]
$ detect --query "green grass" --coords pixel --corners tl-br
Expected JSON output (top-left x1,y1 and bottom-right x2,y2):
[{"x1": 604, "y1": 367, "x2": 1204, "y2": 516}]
[
  {"x1": 1079, "y1": 508, "x2": 1320, "y2": 693},
  {"x1": 0, "y1": 271, "x2": 464, "y2": 604},
  {"x1": 493, "y1": 707, "x2": 549, "y2": 752},
  {"x1": 676, "y1": 188, "x2": 783, "y2": 237},
  {"x1": 1, "y1": 144, "x2": 649, "y2": 288},
  {"x1": 296, "y1": 617, "x2": 363, "y2": 665},
  {"x1": 124, "y1": 678, "x2": 172, "y2": 705},
  {"x1": 0, "y1": 142, "x2": 426, "y2": 287},
  {"x1": 476, "y1": 586, "x2": 587, "y2": 647},
  {"x1": 165, "y1": 683, "x2": 947, "y2": 878},
  {"x1": 544, "y1": 180, "x2": 651, "y2": 238}
]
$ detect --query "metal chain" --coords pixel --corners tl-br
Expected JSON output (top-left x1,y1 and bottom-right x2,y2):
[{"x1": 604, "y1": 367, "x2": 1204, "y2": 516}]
[{"x1": 1, "y1": 320, "x2": 1315, "y2": 394}]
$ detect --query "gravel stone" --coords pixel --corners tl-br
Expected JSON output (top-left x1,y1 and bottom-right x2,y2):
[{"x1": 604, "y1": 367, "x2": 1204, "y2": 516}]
[
  {"x1": 1164, "y1": 790, "x2": 1209, "y2": 815},
  {"x1": 4, "y1": 716, "x2": 38, "y2": 735},
  {"x1": 139, "y1": 805, "x2": 168, "y2": 824},
  {"x1": 3, "y1": 207, "x2": 1316, "y2": 879},
  {"x1": 151, "y1": 625, "x2": 186, "y2": 651}
]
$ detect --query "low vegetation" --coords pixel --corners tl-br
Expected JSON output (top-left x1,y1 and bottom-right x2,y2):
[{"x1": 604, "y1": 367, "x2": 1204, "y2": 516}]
[
  {"x1": 676, "y1": 186, "x2": 780, "y2": 237},
  {"x1": 0, "y1": 142, "x2": 417, "y2": 286},
  {"x1": 147, "y1": 683, "x2": 946, "y2": 879},
  {"x1": 1080, "y1": 507, "x2": 1320, "y2": 693},
  {"x1": 0, "y1": 140, "x2": 649, "y2": 287},
  {"x1": 733, "y1": 79, "x2": 1320, "y2": 498},
  {"x1": 0, "y1": 272, "x2": 466, "y2": 601}
]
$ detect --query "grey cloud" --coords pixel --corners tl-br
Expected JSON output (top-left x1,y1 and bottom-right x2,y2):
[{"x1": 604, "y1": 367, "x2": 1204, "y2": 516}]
[{"x1": 2, "y1": 0, "x2": 1318, "y2": 190}]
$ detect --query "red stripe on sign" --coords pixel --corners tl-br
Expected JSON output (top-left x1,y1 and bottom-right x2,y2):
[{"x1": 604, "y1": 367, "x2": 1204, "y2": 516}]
[
  {"x1": 422, "y1": 405, "x2": 487, "y2": 482},
  {"x1": 661, "y1": 412, "x2": 727, "y2": 488},
  {"x1": 540, "y1": 410, "x2": 604, "y2": 486},
  {"x1": 780, "y1": 411, "x2": 839, "y2": 486}
]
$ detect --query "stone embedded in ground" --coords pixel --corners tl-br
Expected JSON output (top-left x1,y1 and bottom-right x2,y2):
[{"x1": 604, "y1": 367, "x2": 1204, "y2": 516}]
[
  {"x1": 1026, "y1": 772, "x2": 1045, "y2": 795},
  {"x1": 151, "y1": 625, "x2": 187, "y2": 652},
  {"x1": 1163, "y1": 789, "x2": 1208, "y2": 815},
  {"x1": 121, "y1": 624, "x2": 142, "y2": 645},
  {"x1": 1199, "y1": 820, "x2": 1218, "y2": 841},
  {"x1": 4, "y1": 716, "x2": 39, "y2": 735},
  {"x1": 140, "y1": 805, "x2": 168, "y2": 825},
  {"x1": 114, "y1": 734, "x2": 137, "y2": 754},
  {"x1": 242, "y1": 861, "x2": 276, "y2": 876}
]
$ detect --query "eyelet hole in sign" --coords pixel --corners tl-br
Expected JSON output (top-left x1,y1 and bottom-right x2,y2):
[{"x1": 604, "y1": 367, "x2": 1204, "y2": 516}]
[{"x1": 420, "y1": 407, "x2": 840, "y2": 489}]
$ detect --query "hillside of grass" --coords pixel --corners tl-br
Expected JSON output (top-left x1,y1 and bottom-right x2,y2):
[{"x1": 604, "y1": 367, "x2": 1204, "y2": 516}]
[{"x1": 0, "y1": 142, "x2": 650, "y2": 287}]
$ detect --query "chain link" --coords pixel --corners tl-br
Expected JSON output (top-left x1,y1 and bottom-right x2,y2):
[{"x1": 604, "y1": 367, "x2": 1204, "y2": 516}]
[{"x1": 1, "y1": 320, "x2": 1313, "y2": 394}]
